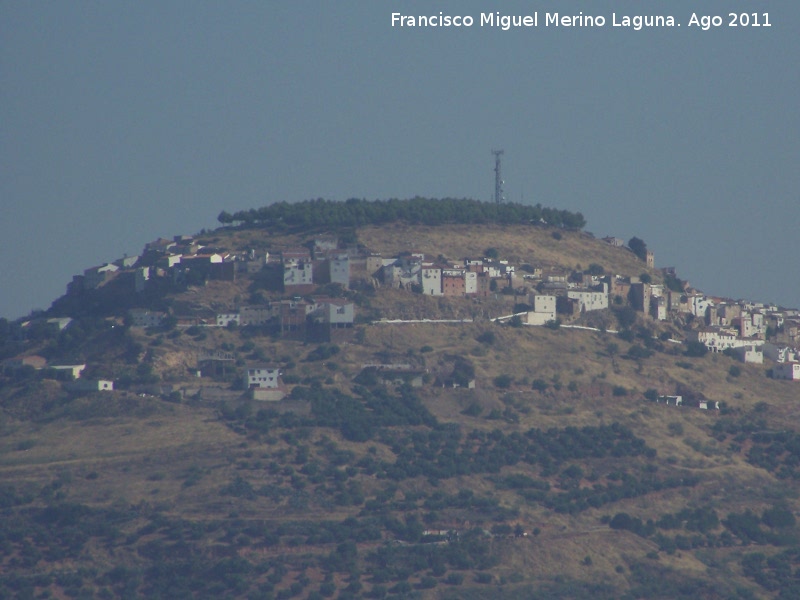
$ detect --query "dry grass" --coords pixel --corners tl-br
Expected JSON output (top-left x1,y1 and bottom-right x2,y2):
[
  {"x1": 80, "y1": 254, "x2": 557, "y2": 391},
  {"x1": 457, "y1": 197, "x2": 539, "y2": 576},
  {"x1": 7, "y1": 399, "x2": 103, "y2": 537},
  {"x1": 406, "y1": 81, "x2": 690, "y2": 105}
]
[{"x1": 357, "y1": 223, "x2": 656, "y2": 278}]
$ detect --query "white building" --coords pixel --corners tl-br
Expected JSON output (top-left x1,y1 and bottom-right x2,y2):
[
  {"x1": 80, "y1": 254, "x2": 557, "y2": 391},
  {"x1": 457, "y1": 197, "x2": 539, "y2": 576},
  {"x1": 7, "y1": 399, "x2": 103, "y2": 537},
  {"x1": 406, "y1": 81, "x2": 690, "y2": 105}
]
[
  {"x1": 240, "y1": 306, "x2": 277, "y2": 327},
  {"x1": 134, "y1": 266, "x2": 151, "y2": 293},
  {"x1": 115, "y1": 255, "x2": 139, "y2": 268},
  {"x1": 773, "y1": 362, "x2": 800, "y2": 381},
  {"x1": 216, "y1": 313, "x2": 240, "y2": 327},
  {"x1": 129, "y1": 309, "x2": 165, "y2": 328},
  {"x1": 46, "y1": 317, "x2": 73, "y2": 331},
  {"x1": 245, "y1": 367, "x2": 281, "y2": 389},
  {"x1": 49, "y1": 364, "x2": 87, "y2": 379},
  {"x1": 158, "y1": 254, "x2": 182, "y2": 269},
  {"x1": 329, "y1": 254, "x2": 350, "y2": 288},
  {"x1": 84, "y1": 263, "x2": 119, "y2": 289},
  {"x1": 530, "y1": 294, "x2": 556, "y2": 314},
  {"x1": 526, "y1": 294, "x2": 557, "y2": 326},
  {"x1": 692, "y1": 328, "x2": 748, "y2": 353},
  {"x1": 567, "y1": 288, "x2": 609, "y2": 313},
  {"x1": 738, "y1": 311, "x2": 766, "y2": 339},
  {"x1": 763, "y1": 343, "x2": 798, "y2": 364},
  {"x1": 66, "y1": 379, "x2": 114, "y2": 392},
  {"x1": 689, "y1": 295, "x2": 714, "y2": 319},
  {"x1": 650, "y1": 296, "x2": 667, "y2": 321},
  {"x1": 731, "y1": 344, "x2": 764, "y2": 364},
  {"x1": 283, "y1": 260, "x2": 313, "y2": 288},
  {"x1": 464, "y1": 271, "x2": 477, "y2": 295},
  {"x1": 384, "y1": 259, "x2": 421, "y2": 289},
  {"x1": 311, "y1": 301, "x2": 355, "y2": 327},
  {"x1": 421, "y1": 266, "x2": 442, "y2": 296}
]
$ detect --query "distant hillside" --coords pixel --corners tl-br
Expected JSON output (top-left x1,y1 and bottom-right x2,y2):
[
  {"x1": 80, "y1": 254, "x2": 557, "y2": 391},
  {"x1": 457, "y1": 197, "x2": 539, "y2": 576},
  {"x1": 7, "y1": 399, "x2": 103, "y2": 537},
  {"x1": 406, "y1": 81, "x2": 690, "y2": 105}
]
[{"x1": 1, "y1": 203, "x2": 799, "y2": 600}]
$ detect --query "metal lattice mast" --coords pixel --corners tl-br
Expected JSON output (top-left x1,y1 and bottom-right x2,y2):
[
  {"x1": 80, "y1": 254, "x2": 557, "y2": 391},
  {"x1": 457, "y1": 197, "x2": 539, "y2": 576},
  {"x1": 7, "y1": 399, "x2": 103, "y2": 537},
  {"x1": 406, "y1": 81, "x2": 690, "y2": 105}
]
[{"x1": 492, "y1": 149, "x2": 504, "y2": 204}]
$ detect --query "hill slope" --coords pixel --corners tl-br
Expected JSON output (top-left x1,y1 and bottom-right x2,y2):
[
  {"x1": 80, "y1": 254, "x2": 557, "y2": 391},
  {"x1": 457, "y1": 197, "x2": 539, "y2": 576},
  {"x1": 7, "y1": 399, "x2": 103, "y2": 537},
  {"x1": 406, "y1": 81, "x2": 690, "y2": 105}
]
[{"x1": 1, "y1": 215, "x2": 799, "y2": 600}]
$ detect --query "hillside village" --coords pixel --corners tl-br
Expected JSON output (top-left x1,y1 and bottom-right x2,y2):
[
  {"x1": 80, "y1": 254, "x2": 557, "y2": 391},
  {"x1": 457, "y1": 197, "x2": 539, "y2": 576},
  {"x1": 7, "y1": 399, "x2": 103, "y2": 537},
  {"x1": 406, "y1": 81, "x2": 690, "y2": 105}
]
[
  {"x1": 4, "y1": 226, "x2": 799, "y2": 400},
  {"x1": 4, "y1": 211, "x2": 800, "y2": 600}
]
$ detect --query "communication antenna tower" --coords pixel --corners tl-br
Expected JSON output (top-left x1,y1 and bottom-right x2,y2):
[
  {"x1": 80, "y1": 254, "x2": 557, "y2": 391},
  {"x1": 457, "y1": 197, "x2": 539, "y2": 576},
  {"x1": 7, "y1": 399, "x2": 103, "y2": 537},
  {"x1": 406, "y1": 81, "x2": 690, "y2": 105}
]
[{"x1": 492, "y1": 149, "x2": 505, "y2": 204}]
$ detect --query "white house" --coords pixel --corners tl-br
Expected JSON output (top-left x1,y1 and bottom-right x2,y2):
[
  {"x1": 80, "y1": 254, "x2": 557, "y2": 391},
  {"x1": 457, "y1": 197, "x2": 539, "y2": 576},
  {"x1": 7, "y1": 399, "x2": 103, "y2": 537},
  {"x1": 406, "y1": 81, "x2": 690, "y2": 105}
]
[
  {"x1": 526, "y1": 294, "x2": 556, "y2": 326},
  {"x1": 773, "y1": 362, "x2": 800, "y2": 381},
  {"x1": 421, "y1": 266, "x2": 442, "y2": 296},
  {"x1": 46, "y1": 317, "x2": 73, "y2": 331},
  {"x1": 216, "y1": 313, "x2": 240, "y2": 327},
  {"x1": 656, "y1": 395, "x2": 683, "y2": 406},
  {"x1": 689, "y1": 295, "x2": 714, "y2": 319},
  {"x1": 134, "y1": 266, "x2": 151, "y2": 293},
  {"x1": 737, "y1": 311, "x2": 766, "y2": 339},
  {"x1": 240, "y1": 306, "x2": 278, "y2": 327},
  {"x1": 66, "y1": 379, "x2": 114, "y2": 392},
  {"x1": 329, "y1": 254, "x2": 350, "y2": 288},
  {"x1": 83, "y1": 263, "x2": 119, "y2": 289},
  {"x1": 115, "y1": 255, "x2": 139, "y2": 268},
  {"x1": 464, "y1": 271, "x2": 477, "y2": 295},
  {"x1": 650, "y1": 296, "x2": 667, "y2": 321},
  {"x1": 763, "y1": 343, "x2": 798, "y2": 364},
  {"x1": 283, "y1": 260, "x2": 313, "y2": 288},
  {"x1": 158, "y1": 254, "x2": 182, "y2": 269},
  {"x1": 49, "y1": 364, "x2": 87, "y2": 380},
  {"x1": 529, "y1": 294, "x2": 556, "y2": 314},
  {"x1": 129, "y1": 309, "x2": 165, "y2": 328},
  {"x1": 567, "y1": 288, "x2": 609, "y2": 313},
  {"x1": 384, "y1": 260, "x2": 422, "y2": 289},
  {"x1": 245, "y1": 367, "x2": 281, "y2": 389},
  {"x1": 731, "y1": 344, "x2": 764, "y2": 364},
  {"x1": 692, "y1": 328, "x2": 745, "y2": 353},
  {"x1": 486, "y1": 265, "x2": 502, "y2": 278}
]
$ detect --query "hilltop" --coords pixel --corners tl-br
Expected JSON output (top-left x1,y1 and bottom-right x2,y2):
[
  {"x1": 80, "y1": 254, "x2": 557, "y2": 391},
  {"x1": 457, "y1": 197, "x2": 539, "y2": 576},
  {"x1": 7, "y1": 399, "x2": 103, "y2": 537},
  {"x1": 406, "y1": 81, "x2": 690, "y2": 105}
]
[{"x1": 1, "y1": 199, "x2": 799, "y2": 600}]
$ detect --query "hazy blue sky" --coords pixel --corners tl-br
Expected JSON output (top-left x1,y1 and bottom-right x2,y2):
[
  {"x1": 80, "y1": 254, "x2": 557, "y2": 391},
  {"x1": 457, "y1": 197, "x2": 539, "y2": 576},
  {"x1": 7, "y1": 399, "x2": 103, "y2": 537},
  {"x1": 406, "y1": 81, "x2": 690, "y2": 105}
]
[{"x1": 2, "y1": 1, "x2": 798, "y2": 319}]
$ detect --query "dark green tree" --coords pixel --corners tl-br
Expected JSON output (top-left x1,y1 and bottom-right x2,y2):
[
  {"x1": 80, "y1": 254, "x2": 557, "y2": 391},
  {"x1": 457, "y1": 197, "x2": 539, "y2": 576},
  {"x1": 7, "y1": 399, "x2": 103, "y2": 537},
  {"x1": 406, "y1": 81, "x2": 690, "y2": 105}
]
[{"x1": 628, "y1": 237, "x2": 648, "y2": 262}]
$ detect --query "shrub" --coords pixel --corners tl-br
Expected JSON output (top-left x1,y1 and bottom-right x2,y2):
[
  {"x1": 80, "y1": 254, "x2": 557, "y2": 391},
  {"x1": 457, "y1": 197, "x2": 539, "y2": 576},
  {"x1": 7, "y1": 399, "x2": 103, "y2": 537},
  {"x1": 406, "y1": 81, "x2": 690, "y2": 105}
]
[
  {"x1": 508, "y1": 315, "x2": 523, "y2": 328},
  {"x1": 618, "y1": 329, "x2": 635, "y2": 342},
  {"x1": 762, "y1": 506, "x2": 796, "y2": 529},
  {"x1": 587, "y1": 263, "x2": 605, "y2": 275},
  {"x1": 418, "y1": 576, "x2": 437, "y2": 589},
  {"x1": 684, "y1": 341, "x2": 708, "y2": 357},
  {"x1": 461, "y1": 402, "x2": 482, "y2": 417},
  {"x1": 668, "y1": 422, "x2": 683, "y2": 436},
  {"x1": 474, "y1": 572, "x2": 493, "y2": 584},
  {"x1": 626, "y1": 345, "x2": 653, "y2": 360},
  {"x1": 306, "y1": 344, "x2": 340, "y2": 362},
  {"x1": 531, "y1": 379, "x2": 548, "y2": 392},
  {"x1": 615, "y1": 306, "x2": 637, "y2": 329},
  {"x1": 728, "y1": 365, "x2": 741, "y2": 377},
  {"x1": 493, "y1": 374, "x2": 513, "y2": 389}
]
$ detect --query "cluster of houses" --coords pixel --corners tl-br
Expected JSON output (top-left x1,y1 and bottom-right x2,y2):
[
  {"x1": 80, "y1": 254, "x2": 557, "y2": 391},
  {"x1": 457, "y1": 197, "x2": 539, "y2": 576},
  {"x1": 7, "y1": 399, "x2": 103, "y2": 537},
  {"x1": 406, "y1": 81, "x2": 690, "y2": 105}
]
[
  {"x1": 1, "y1": 354, "x2": 114, "y2": 392},
  {"x1": 6, "y1": 233, "x2": 796, "y2": 398},
  {"x1": 649, "y1": 395, "x2": 721, "y2": 411},
  {"x1": 685, "y1": 300, "x2": 800, "y2": 379},
  {"x1": 67, "y1": 233, "x2": 357, "y2": 297},
  {"x1": 130, "y1": 297, "x2": 354, "y2": 340}
]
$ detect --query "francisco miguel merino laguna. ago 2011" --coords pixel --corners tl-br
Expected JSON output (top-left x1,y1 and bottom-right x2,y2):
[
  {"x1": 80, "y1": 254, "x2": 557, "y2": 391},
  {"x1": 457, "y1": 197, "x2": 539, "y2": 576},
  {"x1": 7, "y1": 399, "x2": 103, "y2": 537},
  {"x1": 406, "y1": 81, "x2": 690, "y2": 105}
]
[{"x1": 391, "y1": 11, "x2": 773, "y2": 31}]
